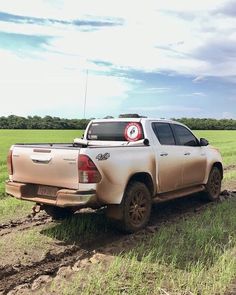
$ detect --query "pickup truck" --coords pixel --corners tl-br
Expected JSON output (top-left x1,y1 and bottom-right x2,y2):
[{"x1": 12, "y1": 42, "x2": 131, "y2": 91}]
[{"x1": 6, "y1": 118, "x2": 223, "y2": 233}]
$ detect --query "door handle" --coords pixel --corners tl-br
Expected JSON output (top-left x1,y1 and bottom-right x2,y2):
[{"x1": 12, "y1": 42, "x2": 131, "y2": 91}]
[
  {"x1": 184, "y1": 152, "x2": 191, "y2": 156},
  {"x1": 160, "y1": 152, "x2": 168, "y2": 157}
]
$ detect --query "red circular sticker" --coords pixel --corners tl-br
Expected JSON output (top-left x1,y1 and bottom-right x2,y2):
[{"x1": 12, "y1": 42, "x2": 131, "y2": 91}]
[{"x1": 124, "y1": 122, "x2": 142, "y2": 141}]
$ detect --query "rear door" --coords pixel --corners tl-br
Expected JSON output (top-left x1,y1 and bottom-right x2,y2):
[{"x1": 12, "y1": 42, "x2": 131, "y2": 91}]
[
  {"x1": 152, "y1": 122, "x2": 185, "y2": 193},
  {"x1": 171, "y1": 124, "x2": 207, "y2": 187}
]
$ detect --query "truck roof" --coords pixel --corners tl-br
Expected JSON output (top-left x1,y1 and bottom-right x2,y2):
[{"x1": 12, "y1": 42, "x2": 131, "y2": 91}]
[{"x1": 91, "y1": 118, "x2": 180, "y2": 124}]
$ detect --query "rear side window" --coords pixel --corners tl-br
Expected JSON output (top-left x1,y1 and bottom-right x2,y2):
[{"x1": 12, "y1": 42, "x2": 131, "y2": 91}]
[
  {"x1": 87, "y1": 122, "x2": 144, "y2": 141},
  {"x1": 172, "y1": 124, "x2": 199, "y2": 146},
  {"x1": 152, "y1": 122, "x2": 175, "y2": 145}
]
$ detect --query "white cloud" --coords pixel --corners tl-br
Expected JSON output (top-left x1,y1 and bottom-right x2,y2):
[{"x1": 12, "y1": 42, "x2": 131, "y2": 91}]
[
  {"x1": 140, "y1": 87, "x2": 171, "y2": 93},
  {"x1": 192, "y1": 92, "x2": 206, "y2": 96},
  {"x1": 0, "y1": 0, "x2": 235, "y2": 118},
  {"x1": 0, "y1": 0, "x2": 227, "y2": 20},
  {"x1": 179, "y1": 92, "x2": 207, "y2": 97},
  {"x1": 192, "y1": 76, "x2": 205, "y2": 83},
  {"x1": 1, "y1": 0, "x2": 235, "y2": 79},
  {"x1": 0, "y1": 49, "x2": 132, "y2": 118}
]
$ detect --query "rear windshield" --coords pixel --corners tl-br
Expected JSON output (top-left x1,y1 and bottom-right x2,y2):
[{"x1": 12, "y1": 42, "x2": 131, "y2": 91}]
[{"x1": 87, "y1": 122, "x2": 144, "y2": 141}]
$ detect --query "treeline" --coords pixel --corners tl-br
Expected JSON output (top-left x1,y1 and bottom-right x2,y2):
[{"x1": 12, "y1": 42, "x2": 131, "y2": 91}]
[
  {"x1": 0, "y1": 115, "x2": 90, "y2": 129},
  {"x1": 0, "y1": 115, "x2": 235, "y2": 130},
  {"x1": 175, "y1": 118, "x2": 236, "y2": 130}
]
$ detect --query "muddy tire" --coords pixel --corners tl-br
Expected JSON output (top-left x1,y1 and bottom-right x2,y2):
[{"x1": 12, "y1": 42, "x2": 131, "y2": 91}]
[
  {"x1": 107, "y1": 181, "x2": 152, "y2": 233},
  {"x1": 204, "y1": 167, "x2": 222, "y2": 201},
  {"x1": 44, "y1": 205, "x2": 74, "y2": 220}
]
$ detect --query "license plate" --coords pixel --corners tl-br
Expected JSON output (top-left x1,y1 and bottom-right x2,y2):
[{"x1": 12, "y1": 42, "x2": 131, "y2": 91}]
[{"x1": 37, "y1": 185, "x2": 58, "y2": 197}]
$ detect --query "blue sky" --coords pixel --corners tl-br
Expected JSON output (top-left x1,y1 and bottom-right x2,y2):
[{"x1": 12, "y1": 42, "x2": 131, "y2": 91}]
[{"x1": 0, "y1": 0, "x2": 235, "y2": 119}]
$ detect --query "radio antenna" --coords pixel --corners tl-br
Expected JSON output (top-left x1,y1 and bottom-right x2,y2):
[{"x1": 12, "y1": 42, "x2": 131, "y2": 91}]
[{"x1": 83, "y1": 69, "x2": 88, "y2": 119}]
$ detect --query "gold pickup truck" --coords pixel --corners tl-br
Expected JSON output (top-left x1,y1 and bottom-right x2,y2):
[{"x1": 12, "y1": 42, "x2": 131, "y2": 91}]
[{"x1": 6, "y1": 118, "x2": 223, "y2": 233}]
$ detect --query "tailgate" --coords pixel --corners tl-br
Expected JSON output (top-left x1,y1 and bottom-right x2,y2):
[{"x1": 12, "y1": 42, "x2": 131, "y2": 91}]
[{"x1": 11, "y1": 146, "x2": 79, "y2": 189}]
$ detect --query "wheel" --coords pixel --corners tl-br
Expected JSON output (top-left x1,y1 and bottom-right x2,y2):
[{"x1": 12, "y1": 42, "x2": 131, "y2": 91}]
[
  {"x1": 44, "y1": 205, "x2": 74, "y2": 220},
  {"x1": 107, "y1": 181, "x2": 152, "y2": 233},
  {"x1": 205, "y1": 167, "x2": 222, "y2": 201}
]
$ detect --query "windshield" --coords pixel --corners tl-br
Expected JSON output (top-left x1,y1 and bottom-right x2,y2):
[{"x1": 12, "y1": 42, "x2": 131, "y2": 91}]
[{"x1": 87, "y1": 122, "x2": 144, "y2": 141}]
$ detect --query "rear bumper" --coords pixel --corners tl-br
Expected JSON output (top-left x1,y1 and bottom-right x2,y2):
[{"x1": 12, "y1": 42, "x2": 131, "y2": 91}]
[{"x1": 5, "y1": 181, "x2": 100, "y2": 208}]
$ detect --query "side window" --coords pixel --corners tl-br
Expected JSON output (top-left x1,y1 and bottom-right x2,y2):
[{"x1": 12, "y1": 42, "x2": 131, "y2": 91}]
[
  {"x1": 152, "y1": 123, "x2": 176, "y2": 145},
  {"x1": 172, "y1": 124, "x2": 199, "y2": 146}
]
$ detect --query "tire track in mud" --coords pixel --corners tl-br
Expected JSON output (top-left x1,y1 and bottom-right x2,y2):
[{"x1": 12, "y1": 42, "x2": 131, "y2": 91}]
[
  {"x1": 0, "y1": 214, "x2": 52, "y2": 237},
  {"x1": 1, "y1": 191, "x2": 236, "y2": 295},
  {"x1": 0, "y1": 247, "x2": 89, "y2": 294},
  {"x1": 0, "y1": 235, "x2": 121, "y2": 294},
  {"x1": 224, "y1": 164, "x2": 236, "y2": 172}
]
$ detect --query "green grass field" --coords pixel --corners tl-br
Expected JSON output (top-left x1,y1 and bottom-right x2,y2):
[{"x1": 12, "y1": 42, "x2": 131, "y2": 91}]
[{"x1": 195, "y1": 130, "x2": 236, "y2": 166}]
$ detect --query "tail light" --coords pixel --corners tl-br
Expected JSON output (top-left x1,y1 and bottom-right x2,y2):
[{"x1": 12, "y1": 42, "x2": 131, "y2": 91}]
[
  {"x1": 78, "y1": 155, "x2": 101, "y2": 183},
  {"x1": 7, "y1": 150, "x2": 13, "y2": 175}
]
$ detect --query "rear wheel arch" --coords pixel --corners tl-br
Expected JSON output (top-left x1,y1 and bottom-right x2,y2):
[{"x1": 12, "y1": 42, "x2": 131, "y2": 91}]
[
  {"x1": 107, "y1": 180, "x2": 152, "y2": 233},
  {"x1": 106, "y1": 173, "x2": 154, "y2": 232},
  {"x1": 125, "y1": 172, "x2": 155, "y2": 198}
]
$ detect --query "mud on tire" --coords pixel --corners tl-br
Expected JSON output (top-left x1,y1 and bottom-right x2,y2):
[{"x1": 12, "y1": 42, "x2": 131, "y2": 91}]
[
  {"x1": 107, "y1": 181, "x2": 152, "y2": 233},
  {"x1": 44, "y1": 205, "x2": 74, "y2": 220},
  {"x1": 204, "y1": 167, "x2": 222, "y2": 201}
]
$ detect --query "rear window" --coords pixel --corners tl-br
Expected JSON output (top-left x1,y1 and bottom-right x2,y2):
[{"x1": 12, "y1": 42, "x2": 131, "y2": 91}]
[{"x1": 87, "y1": 122, "x2": 144, "y2": 141}]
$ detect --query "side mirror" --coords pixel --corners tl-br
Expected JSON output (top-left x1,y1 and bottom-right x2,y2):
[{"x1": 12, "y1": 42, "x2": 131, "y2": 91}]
[{"x1": 199, "y1": 138, "x2": 209, "y2": 146}]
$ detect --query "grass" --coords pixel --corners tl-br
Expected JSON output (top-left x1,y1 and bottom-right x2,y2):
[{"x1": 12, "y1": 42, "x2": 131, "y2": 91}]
[
  {"x1": 0, "y1": 197, "x2": 32, "y2": 223},
  {"x1": 52, "y1": 197, "x2": 236, "y2": 295},
  {"x1": 42, "y1": 210, "x2": 108, "y2": 243}
]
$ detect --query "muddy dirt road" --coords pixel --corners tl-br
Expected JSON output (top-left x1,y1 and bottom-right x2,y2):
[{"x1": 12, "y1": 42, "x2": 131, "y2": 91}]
[
  {"x1": 0, "y1": 190, "x2": 235, "y2": 295},
  {"x1": 0, "y1": 215, "x2": 51, "y2": 238}
]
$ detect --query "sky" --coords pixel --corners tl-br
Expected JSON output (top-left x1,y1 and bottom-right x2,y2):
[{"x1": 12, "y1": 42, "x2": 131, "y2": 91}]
[{"x1": 0, "y1": 0, "x2": 236, "y2": 119}]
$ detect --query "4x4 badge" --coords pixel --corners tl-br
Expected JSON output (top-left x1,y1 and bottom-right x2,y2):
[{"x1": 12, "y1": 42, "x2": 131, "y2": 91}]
[{"x1": 96, "y1": 153, "x2": 110, "y2": 161}]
